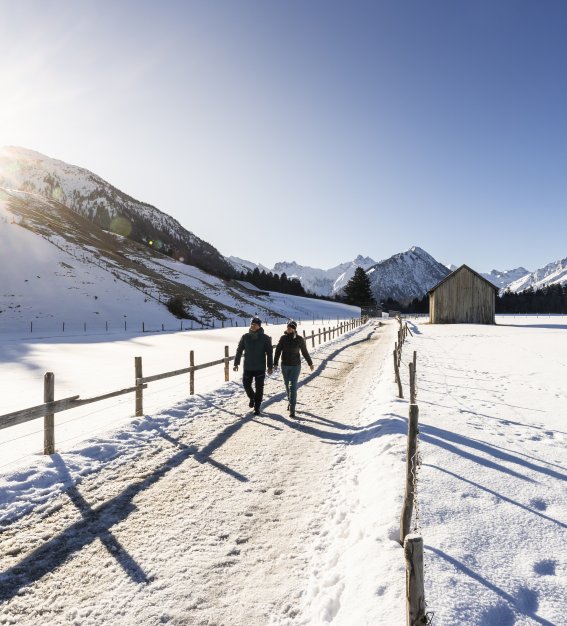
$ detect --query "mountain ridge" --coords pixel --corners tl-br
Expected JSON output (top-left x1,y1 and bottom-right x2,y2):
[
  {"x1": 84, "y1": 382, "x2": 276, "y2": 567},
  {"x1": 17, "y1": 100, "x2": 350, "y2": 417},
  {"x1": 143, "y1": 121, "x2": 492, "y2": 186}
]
[{"x1": 0, "y1": 146, "x2": 235, "y2": 279}]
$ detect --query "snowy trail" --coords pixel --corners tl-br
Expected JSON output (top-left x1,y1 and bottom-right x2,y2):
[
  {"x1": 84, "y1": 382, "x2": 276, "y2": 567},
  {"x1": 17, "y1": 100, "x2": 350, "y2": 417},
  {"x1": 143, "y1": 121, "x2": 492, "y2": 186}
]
[{"x1": 0, "y1": 321, "x2": 396, "y2": 625}]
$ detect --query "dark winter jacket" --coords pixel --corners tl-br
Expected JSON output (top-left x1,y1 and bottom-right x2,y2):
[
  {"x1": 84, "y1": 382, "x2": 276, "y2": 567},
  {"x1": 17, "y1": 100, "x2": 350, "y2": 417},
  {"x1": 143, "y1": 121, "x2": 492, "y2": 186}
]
[
  {"x1": 274, "y1": 332, "x2": 313, "y2": 368},
  {"x1": 234, "y1": 328, "x2": 273, "y2": 371}
]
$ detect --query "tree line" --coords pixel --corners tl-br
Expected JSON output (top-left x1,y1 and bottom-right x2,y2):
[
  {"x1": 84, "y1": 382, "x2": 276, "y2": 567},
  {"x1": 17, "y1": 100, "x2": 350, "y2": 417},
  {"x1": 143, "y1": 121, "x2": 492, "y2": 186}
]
[
  {"x1": 497, "y1": 284, "x2": 567, "y2": 313},
  {"x1": 380, "y1": 284, "x2": 567, "y2": 314},
  {"x1": 238, "y1": 268, "x2": 308, "y2": 296}
]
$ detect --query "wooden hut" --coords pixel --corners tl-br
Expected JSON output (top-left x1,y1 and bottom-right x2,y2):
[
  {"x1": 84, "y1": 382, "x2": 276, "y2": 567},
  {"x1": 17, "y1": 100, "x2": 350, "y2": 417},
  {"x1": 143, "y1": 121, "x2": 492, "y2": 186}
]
[{"x1": 428, "y1": 265, "x2": 498, "y2": 324}]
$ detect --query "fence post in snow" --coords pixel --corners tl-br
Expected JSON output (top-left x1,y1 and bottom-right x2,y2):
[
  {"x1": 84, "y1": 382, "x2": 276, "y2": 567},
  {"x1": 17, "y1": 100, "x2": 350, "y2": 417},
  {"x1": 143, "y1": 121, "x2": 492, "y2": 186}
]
[
  {"x1": 135, "y1": 357, "x2": 143, "y2": 417},
  {"x1": 400, "y1": 404, "x2": 419, "y2": 543},
  {"x1": 323, "y1": 327, "x2": 326, "y2": 342},
  {"x1": 311, "y1": 330, "x2": 315, "y2": 348},
  {"x1": 394, "y1": 348, "x2": 403, "y2": 398},
  {"x1": 190, "y1": 351, "x2": 195, "y2": 395},
  {"x1": 224, "y1": 346, "x2": 230, "y2": 382},
  {"x1": 404, "y1": 533, "x2": 426, "y2": 626},
  {"x1": 318, "y1": 329, "x2": 321, "y2": 345},
  {"x1": 44, "y1": 372, "x2": 55, "y2": 455},
  {"x1": 409, "y1": 362, "x2": 416, "y2": 404}
]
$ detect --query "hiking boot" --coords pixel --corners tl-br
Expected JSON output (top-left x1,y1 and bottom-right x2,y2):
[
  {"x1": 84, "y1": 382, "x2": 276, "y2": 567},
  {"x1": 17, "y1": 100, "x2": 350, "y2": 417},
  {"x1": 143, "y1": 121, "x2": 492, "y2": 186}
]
[
  {"x1": 289, "y1": 408, "x2": 296, "y2": 418},
  {"x1": 248, "y1": 398, "x2": 254, "y2": 408},
  {"x1": 287, "y1": 403, "x2": 290, "y2": 411},
  {"x1": 254, "y1": 408, "x2": 261, "y2": 416}
]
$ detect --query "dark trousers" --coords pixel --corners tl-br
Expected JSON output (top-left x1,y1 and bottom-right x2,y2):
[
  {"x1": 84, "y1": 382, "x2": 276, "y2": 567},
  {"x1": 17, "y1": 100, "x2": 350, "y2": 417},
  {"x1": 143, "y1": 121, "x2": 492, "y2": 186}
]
[{"x1": 243, "y1": 370, "x2": 266, "y2": 409}]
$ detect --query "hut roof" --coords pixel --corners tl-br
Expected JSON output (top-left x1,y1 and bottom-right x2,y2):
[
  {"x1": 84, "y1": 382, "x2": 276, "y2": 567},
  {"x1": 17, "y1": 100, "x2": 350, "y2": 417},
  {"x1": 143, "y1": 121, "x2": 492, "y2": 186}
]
[{"x1": 428, "y1": 264, "x2": 499, "y2": 295}]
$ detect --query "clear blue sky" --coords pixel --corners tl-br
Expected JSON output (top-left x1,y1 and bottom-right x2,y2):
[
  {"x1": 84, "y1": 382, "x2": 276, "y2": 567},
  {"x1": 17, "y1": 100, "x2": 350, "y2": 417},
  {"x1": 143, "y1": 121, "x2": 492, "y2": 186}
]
[{"x1": 1, "y1": 0, "x2": 566, "y2": 272}]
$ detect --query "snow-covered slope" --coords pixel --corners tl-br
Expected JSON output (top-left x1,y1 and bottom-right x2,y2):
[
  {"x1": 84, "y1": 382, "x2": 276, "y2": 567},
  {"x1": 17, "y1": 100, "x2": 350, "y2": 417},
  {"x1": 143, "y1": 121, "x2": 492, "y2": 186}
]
[
  {"x1": 505, "y1": 256, "x2": 567, "y2": 293},
  {"x1": 0, "y1": 146, "x2": 234, "y2": 278},
  {"x1": 0, "y1": 190, "x2": 359, "y2": 334},
  {"x1": 481, "y1": 267, "x2": 530, "y2": 289},
  {"x1": 366, "y1": 246, "x2": 450, "y2": 303}
]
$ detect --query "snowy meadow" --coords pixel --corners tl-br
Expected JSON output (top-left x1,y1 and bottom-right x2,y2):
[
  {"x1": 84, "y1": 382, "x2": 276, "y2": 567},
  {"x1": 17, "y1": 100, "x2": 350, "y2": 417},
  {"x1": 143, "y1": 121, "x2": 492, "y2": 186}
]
[{"x1": 0, "y1": 315, "x2": 565, "y2": 625}]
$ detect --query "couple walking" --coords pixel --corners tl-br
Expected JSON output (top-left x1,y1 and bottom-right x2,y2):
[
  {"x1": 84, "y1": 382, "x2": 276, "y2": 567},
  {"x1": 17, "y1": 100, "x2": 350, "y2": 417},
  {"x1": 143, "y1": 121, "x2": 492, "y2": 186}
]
[{"x1": 233, "y1": 317, "x2": 314, "y2": 417}]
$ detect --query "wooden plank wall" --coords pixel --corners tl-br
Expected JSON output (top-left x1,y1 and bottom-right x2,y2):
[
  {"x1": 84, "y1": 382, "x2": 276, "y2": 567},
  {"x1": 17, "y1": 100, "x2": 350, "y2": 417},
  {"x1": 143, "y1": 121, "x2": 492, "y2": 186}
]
[{"x1": 429, "y1": 267, "x2": 495, "y2": 324}]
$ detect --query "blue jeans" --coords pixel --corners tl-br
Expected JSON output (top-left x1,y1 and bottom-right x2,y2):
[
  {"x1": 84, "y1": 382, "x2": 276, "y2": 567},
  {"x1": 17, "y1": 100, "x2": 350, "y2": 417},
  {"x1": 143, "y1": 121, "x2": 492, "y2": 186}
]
[{"x1": 281, "y1": 364, "x2": 301, "y2": 409}]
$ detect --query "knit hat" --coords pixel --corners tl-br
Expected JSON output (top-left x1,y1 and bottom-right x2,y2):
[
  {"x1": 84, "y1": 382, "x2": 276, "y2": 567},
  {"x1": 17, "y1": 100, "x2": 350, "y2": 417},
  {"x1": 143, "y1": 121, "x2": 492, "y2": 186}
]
[
  {"x1": 251, "y1": 317, "x2": 262, "y2": 326},
  {"x1": 287, "y1": 320, "x2": 297, "y2": 330}
]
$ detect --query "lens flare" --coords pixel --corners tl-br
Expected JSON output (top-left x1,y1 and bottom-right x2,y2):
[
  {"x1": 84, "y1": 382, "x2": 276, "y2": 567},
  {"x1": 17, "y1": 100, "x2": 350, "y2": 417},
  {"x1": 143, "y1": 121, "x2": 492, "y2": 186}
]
[{"x1": 109, "y1": 216, "x2": 132, "y2": 237}]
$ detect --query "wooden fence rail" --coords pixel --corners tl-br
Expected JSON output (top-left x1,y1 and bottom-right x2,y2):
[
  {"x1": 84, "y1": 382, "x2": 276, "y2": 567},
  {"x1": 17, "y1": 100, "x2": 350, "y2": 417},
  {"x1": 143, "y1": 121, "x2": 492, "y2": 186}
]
[{"x1": 0, "y1": 317, "x2": 366, "y2": 454}]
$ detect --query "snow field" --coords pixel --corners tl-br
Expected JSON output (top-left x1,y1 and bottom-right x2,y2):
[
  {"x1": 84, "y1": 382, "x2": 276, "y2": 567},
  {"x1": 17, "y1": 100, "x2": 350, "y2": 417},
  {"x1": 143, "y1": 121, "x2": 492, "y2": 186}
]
[
  {"x1": 402, "y1": 316, "x2": 567, "y2": 625},
  {"x1": 1, "y1": 320, "x2": 409, "y2": 625},
  {"x1": 1, "y1": 316, "x2": 564, "y2": 625}
]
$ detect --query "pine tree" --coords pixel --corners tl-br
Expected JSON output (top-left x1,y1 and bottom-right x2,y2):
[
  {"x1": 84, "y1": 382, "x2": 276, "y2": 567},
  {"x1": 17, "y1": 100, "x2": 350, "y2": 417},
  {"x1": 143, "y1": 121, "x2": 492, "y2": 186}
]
[{"x1": 343, "y1": 267, "x2": 376, "y2": 306}]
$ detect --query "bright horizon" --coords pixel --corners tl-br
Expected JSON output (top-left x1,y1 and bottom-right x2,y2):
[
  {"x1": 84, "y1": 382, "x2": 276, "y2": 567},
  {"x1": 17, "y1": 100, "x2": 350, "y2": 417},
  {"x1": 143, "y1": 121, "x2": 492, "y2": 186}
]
[{"x1": 2, "y1": 1, "x2": 567, "y2": 273}]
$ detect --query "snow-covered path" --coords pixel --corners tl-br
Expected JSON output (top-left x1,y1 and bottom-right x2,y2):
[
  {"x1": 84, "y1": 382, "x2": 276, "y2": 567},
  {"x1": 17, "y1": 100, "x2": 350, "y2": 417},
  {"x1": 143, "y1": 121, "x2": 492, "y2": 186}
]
[{"x1": 0, "y1": 321, "x2": 398, "y2": 625}]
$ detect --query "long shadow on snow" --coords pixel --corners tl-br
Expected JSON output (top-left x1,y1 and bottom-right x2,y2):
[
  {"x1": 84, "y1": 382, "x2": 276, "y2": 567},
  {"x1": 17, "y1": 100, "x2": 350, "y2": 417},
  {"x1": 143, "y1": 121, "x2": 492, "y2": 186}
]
[
  {"x1": 420, "y1": 423, "x2": 567, "y2": 482},
  {"x1": 426, "y1": 464, "x2": 566, "y2": 530},
  {"x1": 427, "y1": 545, "x2": 556, "y2": 626},
  {"x1": 0, "y1": 416, "x2": 254, "y2": 602},
  {"x1": 263, "y1": 411, "x2": 398, "y2": 445}
]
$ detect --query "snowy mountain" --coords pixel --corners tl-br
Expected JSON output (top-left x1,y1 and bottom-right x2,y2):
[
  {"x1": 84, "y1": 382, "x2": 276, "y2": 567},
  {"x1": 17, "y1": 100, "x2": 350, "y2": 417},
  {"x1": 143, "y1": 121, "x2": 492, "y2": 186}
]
[
  {"x1": 0, "y1": 146, "x2": 235, "y2": 278},
  {"x1": 481, "y1": 267, "x2": 530, "y2": 289},
  {"x1": 365, "y1": 246, "x2": 450, "y2": 303},
  {"x1": 505, "y1": 256, "x2": 567, "y2": 293},
  {"x1": 225, "y1": 256, "x2": 270, "y2": 275},
  {"x1": 0, "y1": 189, "x2": 358, "y2": 332},
  {"x1": 228, "y1": 255, "x2": 377, "y2": 296}
]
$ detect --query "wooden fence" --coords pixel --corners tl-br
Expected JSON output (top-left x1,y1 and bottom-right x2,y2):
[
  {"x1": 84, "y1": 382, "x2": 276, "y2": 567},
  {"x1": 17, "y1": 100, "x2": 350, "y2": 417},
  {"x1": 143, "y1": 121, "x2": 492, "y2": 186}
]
[
  {"x1": 393, "y1": 316, "x2": 431, "y2": 626},
  {"x1": 0, "y1": 318, "x2": 366, "y2": 456}
]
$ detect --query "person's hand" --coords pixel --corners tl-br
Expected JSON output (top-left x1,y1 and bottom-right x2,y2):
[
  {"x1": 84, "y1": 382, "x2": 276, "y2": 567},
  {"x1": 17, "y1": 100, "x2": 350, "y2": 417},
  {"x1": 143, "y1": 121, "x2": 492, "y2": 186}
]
[
  {"x1": 268, "y1": 368, "x2": 273, "y2": 375},
  {"x1": 310, "y1": 364, "x2": 314, "y2": 371},
  {"x1": 233, "y1": 365, "x2": 239, "y2": 372}
]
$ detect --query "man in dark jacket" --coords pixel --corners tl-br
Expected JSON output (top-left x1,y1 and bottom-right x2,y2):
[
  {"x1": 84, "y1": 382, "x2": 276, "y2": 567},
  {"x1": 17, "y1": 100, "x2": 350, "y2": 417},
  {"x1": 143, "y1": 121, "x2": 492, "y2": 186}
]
[
  {"x1": 273, "y1": 320, "x2": 313, "y2": 418},
  {"x1": 233, "y1": 317, "x2": 273, "y2": 415}
]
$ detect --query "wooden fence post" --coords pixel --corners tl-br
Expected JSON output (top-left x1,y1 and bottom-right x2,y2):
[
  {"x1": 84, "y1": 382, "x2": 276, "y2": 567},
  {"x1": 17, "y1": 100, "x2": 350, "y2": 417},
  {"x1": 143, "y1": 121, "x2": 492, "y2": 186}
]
[
  {"x1": 135, "y1": 357, "x2": 143, "y2": 417},
  {"x1": 404, "y1": 533, "x2": 426, "y2": 626},
  {"x1": 323, "y1": 327, "x2": 327, "y2": 341},
  {"x1": 394, "y1": 350, "x2": 403, "y2": 398},
  {"x1": 311, "y1": 330, "x2": 315, "y2": 348},
  {"x1": 44, "y1": 372, "x2": 55, "y2": 455},
  {"x1": 190, "y1": 350, "x2": 195, "y2": 395},
  {"x1": 224, "y1": 346, "x2": 230, "y2": 382},
  {"x1": 400, "y1": 404, "x2": 419, "y2": 543},
  {"x1": 409, "y1": 362, "x2": 416, "y2": 404},
  {"x1": 318, "y1": 329, "x2": 321, "y2": 345}
]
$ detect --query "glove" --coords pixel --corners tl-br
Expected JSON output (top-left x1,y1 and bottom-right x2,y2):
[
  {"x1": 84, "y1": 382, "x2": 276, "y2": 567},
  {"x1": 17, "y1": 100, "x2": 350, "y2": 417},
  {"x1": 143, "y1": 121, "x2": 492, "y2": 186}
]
[
  {"x1": 267, "y1": 368, "x2": 273, "y2": 375},
  {"x1": 309, "y1": 364, "x2": 314, "y2": 371},
  {"x1": 233, "y1": 365, "x2": 239, "y2": 372}
]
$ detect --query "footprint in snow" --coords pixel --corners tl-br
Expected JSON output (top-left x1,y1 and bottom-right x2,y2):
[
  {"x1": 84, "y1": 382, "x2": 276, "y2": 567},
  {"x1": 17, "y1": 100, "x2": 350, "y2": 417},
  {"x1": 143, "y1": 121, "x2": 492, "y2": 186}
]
[
  {"x1": 533, "y1": 559, "x2": 556, "y2": 576},
  {"x1": 529, "y1": 498, "x2": 547, "y2": 511}
]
